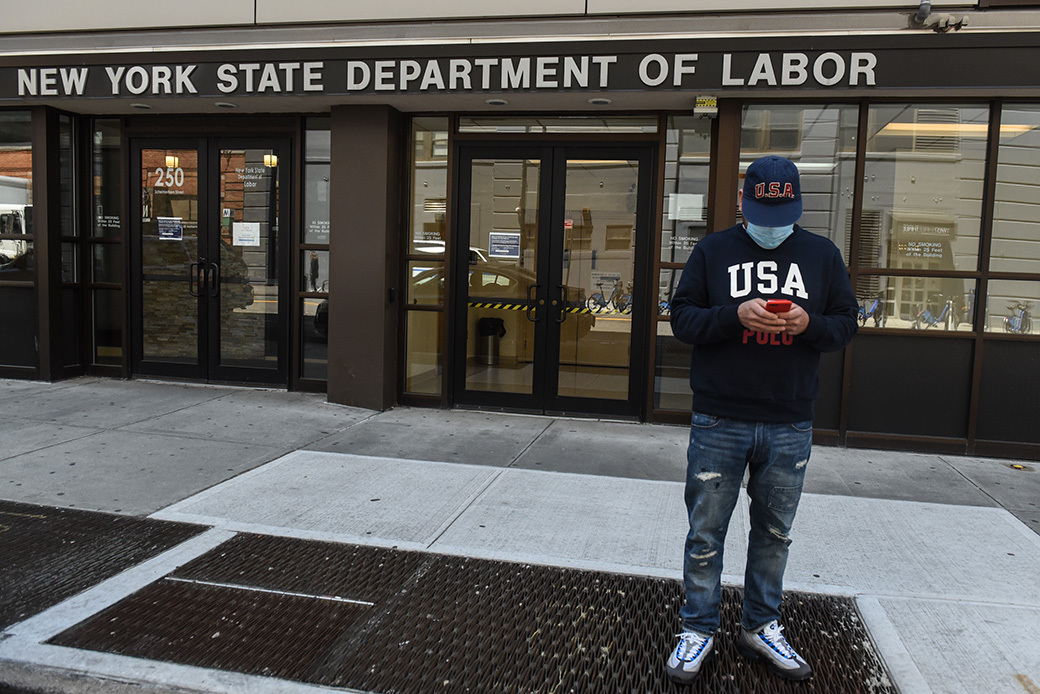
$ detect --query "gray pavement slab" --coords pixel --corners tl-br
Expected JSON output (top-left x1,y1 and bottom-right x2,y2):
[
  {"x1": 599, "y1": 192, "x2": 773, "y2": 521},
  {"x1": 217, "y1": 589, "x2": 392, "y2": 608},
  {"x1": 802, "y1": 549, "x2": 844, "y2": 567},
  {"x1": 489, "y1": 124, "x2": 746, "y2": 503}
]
[
  {"x1": 430, "y1": 466, "x2": 742, "y2": 576},
  {"x1": 0, "y1": 431, "x2": 283, "y2": 515},
  {"x1": 152, "y1": 451, "x2": 502, "y2": 550},
  {"x1": 941, "y1": 455, "x2": 1040, "y2": 514},
  {"x1": 785, "y1": 494, "x2": 1040, "y2": 604},
  {"x1": 511, "y1": 419, "x2": 688, "y2": 480},
  {"x1": 1010, "y1": 508, "x2": 1040, "y2": 533},
  {"x1": 804, "y1": 447, "x2": 999, "y2": 507},
  {"x1": 0, "y1": 377, "x2": 79, "y2": 402},
  {"x1": 0, "y1": 419, "x2": 101, "y2": 462},
  {"x1": 4, "y1": 380, "x2": 234, "y2": 429},
  {"x1": 120, "y1": 390, "x2": 373, "y2": 447},
  {"x1": 308, "y1": 407, "x2": 554, "y2": 466},
  {"x1": 862, "y1": 597, "x2": 1040, "y2": 694}
]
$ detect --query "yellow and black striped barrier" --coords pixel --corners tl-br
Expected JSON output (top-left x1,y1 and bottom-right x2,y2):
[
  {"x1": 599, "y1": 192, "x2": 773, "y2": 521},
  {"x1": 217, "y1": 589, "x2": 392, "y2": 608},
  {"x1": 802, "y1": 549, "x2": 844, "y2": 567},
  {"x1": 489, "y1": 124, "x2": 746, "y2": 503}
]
[
  {"x1": 468, "y1": 301, "x2": 527, "y2": 311},
  {"x1": 468, "y1": 301, "x2": 596, "y2": 315}
]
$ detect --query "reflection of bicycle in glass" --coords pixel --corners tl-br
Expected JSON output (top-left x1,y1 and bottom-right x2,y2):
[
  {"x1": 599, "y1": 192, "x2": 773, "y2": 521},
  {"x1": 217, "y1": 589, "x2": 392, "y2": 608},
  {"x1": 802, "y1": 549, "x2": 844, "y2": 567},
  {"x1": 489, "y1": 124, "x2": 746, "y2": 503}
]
[
  {"x1": 1004, "y1": 301, "x2": 1033, "y2": 334},
  {"x1": 586, "y1": 279, "x2": 632, "y2": 314},
  {"x1": 857, "y1": 295, "x2": 886, "y2": 327},
  {"x1": 913, "y1": 294, "x2": 963, "y2": 330}
]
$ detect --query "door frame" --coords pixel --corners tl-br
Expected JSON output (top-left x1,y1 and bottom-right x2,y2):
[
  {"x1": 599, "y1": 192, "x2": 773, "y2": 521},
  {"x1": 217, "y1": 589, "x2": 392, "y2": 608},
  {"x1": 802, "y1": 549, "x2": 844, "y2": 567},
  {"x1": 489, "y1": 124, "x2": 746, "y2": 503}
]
[
  {"x1": 128, "y1": 136, "x2": 292, "y2": 385},
  {"x1": 449, "y1": 141, "x2": 655, "y2": 418}
]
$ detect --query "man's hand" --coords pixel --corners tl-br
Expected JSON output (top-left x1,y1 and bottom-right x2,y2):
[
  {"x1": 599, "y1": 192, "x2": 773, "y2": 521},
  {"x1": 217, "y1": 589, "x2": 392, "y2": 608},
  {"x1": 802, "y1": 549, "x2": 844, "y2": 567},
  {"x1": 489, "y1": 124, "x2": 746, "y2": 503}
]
[{"x1": 737, "y1": 299, "x2": 810, "y2": 335}]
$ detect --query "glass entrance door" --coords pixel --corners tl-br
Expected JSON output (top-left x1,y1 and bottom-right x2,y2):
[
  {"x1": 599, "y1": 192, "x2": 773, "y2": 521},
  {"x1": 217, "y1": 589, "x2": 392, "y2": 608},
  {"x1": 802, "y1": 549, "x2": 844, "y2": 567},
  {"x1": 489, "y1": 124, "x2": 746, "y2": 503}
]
[
  {"x1": 453, "y1": 145, "x2": 652, "y2": 417},
  {"x1": 131, "y1": 139, "x2": 289, "y2": 384}
]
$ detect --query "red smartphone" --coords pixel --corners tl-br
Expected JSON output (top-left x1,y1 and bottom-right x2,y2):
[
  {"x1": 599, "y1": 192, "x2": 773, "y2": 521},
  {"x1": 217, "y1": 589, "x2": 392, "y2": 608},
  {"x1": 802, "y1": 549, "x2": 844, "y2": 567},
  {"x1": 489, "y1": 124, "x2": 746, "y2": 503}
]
[{"x1": 765, "y1": 299, "x2": 793, "y2": 314}]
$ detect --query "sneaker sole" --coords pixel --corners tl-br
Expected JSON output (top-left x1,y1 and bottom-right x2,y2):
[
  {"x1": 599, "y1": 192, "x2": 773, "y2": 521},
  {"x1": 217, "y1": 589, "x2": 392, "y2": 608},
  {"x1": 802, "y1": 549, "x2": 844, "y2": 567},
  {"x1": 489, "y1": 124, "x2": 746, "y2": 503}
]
[
  {"x1": 736, "y1": 640, "x2": 813, "y2": 682},
  {"x1": 664, "y1": 648, "x2": 714, "y2": 685}
]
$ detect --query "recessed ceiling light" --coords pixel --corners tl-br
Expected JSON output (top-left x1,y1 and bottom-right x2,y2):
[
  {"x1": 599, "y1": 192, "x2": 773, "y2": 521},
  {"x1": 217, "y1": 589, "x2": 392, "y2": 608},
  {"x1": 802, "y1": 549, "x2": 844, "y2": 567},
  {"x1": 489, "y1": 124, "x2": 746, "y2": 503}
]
[
  {"x1": 485, "y1": 98, "x2": 509, "y2": 106},
  {"x1": 130, "y1": 103, "x2": 152, "y2": 110},
  {"x1": 588, "y1": 97, "x2": 613, "y2": 105},
  {"x1": 215, "y1": 102, "x2": 238, "y2": 109}
]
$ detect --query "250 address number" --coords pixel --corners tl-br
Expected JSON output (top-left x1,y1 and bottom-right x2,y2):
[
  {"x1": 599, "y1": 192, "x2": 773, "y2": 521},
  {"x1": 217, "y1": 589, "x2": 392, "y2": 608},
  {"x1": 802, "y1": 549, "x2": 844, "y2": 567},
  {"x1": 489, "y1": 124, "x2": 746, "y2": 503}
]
[{"x1": 152, "y1": 167, "x2": 185, "y2": 188}]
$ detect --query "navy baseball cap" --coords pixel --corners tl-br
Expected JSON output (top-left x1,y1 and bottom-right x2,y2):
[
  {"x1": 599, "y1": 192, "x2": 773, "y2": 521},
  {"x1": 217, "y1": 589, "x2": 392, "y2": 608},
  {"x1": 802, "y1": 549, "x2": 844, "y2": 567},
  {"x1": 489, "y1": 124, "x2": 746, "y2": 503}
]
[{"x1": 741, "y1": 156, "x2": 803, "y2": 227}]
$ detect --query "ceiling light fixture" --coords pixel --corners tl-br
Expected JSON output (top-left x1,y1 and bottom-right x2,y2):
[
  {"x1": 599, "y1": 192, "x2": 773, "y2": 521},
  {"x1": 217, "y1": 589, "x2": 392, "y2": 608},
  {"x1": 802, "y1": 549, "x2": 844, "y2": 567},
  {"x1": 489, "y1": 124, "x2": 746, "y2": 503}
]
[
  {"x1": 587, "y1": 97, "x2": 613, "y2": 106},
  {"x1": 130, "y1": 103, "x2": 152, "y2": 110},
  {"x1": 485, "y1": 98, "x2": 509, "y2": 106},
  {"x1": 214, "y1": 102, "x2": 238, "y2": 109}
]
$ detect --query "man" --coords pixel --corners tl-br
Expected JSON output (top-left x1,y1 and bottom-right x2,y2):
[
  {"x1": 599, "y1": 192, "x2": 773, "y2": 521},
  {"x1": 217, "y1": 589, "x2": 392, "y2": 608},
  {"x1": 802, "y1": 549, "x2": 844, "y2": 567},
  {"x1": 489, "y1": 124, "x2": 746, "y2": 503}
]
[{"x1": 664, "y1": 155, "x2": 858, "y2": 684}]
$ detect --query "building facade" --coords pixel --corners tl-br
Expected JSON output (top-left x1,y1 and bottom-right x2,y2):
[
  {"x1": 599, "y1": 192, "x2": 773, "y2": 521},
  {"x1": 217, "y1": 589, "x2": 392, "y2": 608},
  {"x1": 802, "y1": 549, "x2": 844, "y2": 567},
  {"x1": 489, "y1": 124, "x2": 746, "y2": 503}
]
[{"x1": 1, "y1": 1, "x2": 1039, "y2": 459}]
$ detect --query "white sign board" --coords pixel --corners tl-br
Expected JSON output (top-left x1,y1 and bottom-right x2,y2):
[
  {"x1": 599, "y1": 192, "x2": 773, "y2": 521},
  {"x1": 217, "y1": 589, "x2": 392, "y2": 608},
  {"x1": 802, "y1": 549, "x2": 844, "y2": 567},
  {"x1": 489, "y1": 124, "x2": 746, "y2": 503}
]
[
  {"x1": 488, "y1": 232, "x2": 521, "y2": 259},
  {"x1": 233, "y1": 222, "x2": 260, "y2": 247},
  {"x1": 668, "y1": 193, "x2": 704, "y2": 222},
  {"x1": 157, "y1": 216, "x2": 182, "y2": 241}
]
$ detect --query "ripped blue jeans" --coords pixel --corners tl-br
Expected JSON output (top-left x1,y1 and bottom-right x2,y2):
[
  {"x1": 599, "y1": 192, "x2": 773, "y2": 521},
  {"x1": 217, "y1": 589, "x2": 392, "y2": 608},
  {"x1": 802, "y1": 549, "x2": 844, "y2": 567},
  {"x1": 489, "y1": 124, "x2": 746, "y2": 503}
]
[{"x1": 679, "y1": 411, "x2": 812, "y2": 635}]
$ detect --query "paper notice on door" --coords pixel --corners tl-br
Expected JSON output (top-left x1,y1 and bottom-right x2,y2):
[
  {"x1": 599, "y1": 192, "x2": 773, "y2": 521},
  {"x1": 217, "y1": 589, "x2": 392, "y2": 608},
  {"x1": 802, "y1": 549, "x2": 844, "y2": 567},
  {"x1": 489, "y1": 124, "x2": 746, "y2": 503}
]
[
  {"x1": 157, "y1": 216, "x2": 183, "y2": 241},
  {"x1": 233, "y1": 222, "x2": 261, "y2": 247},
  {"x1": 488, "y1": 232, "x2": 521, "y2": 259},
  {"x1": 668, "y1": 193, "x2": 704, "y2": 222}
]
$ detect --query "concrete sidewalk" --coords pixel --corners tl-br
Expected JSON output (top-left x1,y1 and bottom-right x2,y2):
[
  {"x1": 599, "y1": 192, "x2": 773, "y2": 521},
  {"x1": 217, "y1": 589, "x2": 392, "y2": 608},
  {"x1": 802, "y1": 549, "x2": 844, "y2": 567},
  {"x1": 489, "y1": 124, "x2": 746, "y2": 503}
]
[{"x1": 1, "y1": 377, "x2": 1039, "y2": 693}]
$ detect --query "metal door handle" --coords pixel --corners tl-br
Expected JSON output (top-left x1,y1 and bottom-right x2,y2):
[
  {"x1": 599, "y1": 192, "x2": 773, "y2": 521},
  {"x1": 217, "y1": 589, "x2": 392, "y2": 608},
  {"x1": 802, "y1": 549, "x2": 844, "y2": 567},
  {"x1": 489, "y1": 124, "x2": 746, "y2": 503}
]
[
  {"x1": 555, "y1": 285, "x2": 567, "y2": 323},
  {"x1": 208, "y1": 263, "x2": 220, "y2": 298},
  {"x1": 189, "y1": 262, "x2": 200, "y2": 297},
  {"x1": 526, "y1": 283, "x2": 541, "y2": 323}
]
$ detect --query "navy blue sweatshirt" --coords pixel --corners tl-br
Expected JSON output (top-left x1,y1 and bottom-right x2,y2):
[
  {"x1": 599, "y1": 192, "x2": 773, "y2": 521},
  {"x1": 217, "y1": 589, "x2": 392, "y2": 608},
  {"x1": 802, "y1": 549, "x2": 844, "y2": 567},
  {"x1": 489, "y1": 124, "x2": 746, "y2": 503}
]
[{"x1": 670, "y1": 223, "x2": 858, "y2": 423}]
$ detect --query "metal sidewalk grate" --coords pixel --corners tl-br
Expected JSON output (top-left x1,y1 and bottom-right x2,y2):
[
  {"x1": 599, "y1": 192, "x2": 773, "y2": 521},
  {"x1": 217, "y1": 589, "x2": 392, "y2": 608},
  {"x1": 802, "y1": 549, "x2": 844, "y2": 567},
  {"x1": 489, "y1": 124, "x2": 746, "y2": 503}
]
[
  {"x1": 0, "y1": 500, "x2": 204, "y2": 629},
  {"x1": 51, "y1": 533, "x2": 895, "y2": 693}
]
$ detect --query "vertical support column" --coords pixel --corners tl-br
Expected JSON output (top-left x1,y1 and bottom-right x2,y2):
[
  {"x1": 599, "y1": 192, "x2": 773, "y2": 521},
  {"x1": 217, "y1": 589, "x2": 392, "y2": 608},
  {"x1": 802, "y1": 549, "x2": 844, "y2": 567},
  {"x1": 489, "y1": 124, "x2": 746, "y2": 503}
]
[
  {"x1": 709, "y1": 99, "x2": 742, "y2": 231},
  {"x1": 32, "y1": 107, "x2": 63, "y2": 381},
  {"x1": 327, "y1": 105, "x2": 404, "y2": 409}
]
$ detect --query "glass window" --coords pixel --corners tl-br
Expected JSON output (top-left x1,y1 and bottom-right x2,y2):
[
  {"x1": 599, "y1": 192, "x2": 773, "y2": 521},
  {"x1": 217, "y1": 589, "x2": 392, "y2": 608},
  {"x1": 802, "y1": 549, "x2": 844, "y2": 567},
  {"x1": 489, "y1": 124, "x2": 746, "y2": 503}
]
[
  {"x1": 984, "y1": 280, "x2": 1038, "y2": 334},
  {"x1": 658, "y1": 268, "x2": 683, "y2": 316},
  {"x1": 409, "y1": 117, "x2": 449, "y2": 255},
  {"x1": 403, "y1": 117, "x2": 450, "y2": 397},
  {"x1": 654, "y1": 326, "x2": 693, "y2": 412},
  {"x1": 60, "y1": 115, "x2": 82, "y2": 368},
  {"x1": 407, "y1": 261, "x2": 445, "y2": 306},
  {"x1": 300, "y1": 118, "x2": 331, "y2": 383},
  {"x1": 741, "y1": 104, "x2": 859, "y2": 261},
  {"x1": 90, "y1": 119, "x2": 123, "y2": 367},
  {"x1": 0, "y1": 238, "x2": 33, "y2": 281},
  {"x1": 92, "y1": 244, "x2": 122, "y2": 284},
  {"x1": 302, "y1": 250, "x2": 329, "y2": 293},
  {"x1": 59, "y1": 116, "x2": 77, "y2": 238},
  {"x1": 0, "y1": 112, "x2": 35, "y2": 370},
  {"x1": 992, "y1": 105, "x2": 1040, "y2": 273},
  {"x1": 0, "y1": 286, "x2": 36, "y2": 367},
  {"x1": 93, "y1": 288, "x2": 122, "y2": 364},
  {"x1": 301, "y1": 297, "x2": 328, "y2": 380},
  {"x1": 856, "y1": 275, "x2": 975, "y2": 331},
  {"x1": 92, "y1": 120, "x2": 122, "y2": 239},
  {"x1": 303, "y1": 118, "x2": 330, "y2": 245},
  {"x1": 61, "y1": 242, "x2": 77, "y2": 283},
  {"x1": 662, "y1": 116, "x2": 711, "y2": 264},
  {"x1": 405, "y1": 310, "x2": 442, "y2": 394},
  {"x1": 862, "y1": 103, "x2": 988, "y2": 272},
  {"x1": 0, "y1": 111, "x2": 33, "y2": 275}
]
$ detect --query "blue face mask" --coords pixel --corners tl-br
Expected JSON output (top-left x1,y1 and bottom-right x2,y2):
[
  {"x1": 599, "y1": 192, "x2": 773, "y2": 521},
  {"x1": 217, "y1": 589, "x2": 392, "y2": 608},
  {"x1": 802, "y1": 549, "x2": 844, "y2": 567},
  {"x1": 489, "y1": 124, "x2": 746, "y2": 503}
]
[{"x1": 745, "y1": 222, "x2": 794, "y2": 249}]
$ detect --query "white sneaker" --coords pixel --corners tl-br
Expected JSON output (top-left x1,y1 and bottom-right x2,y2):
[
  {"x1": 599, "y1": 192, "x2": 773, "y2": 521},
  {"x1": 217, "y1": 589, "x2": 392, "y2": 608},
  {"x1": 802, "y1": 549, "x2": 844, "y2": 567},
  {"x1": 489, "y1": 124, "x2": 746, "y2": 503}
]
[
  {"x1": 664, "y1": 630, "x2": 714, "y2": 684},
  {"x1": 737, "y1": 620, "x2": 813, "y2": 681}
]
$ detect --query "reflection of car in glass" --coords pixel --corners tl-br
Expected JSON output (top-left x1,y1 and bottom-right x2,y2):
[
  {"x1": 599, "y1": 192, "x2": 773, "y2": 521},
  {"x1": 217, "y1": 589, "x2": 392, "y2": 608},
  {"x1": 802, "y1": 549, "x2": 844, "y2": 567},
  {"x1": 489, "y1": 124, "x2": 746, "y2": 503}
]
[
  {"x1": 410, "y1": 264, "x2": 586, "y2": 306},
  {"x1": 0, "y1": 245, "x2": 33, "y2": 281},
  {"x1": 314, "y1": 298, "x2": 328, "y2": 337},
  {"x1": 414, "y1": 241, "x2": 491, "y2": 265},
  {"x1": 409, "y1": 263, "x2": 593, "y2": 336}
]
